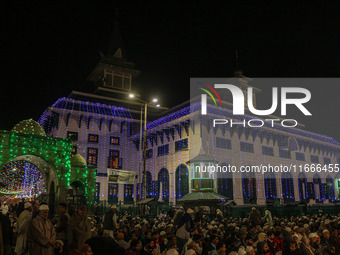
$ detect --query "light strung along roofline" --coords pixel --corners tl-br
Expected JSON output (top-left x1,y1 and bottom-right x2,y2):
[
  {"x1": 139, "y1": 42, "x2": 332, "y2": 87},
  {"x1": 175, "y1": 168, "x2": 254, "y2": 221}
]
[{"x1": 38, "y1": 97, "x2": 133, "y2": 126}]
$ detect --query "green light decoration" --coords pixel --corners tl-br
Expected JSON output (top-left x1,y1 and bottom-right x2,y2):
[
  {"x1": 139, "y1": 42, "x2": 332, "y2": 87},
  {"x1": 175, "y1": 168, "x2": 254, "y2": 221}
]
[{"x1": 0, "y1": 119, "x2": 97, "y2": 205}]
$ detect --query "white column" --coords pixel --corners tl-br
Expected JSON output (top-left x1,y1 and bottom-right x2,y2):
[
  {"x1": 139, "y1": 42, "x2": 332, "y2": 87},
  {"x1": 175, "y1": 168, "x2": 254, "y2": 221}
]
[
  {"x1": 307, "y1": 177, "x2": 315, "y2": 204},
  {"x1": 293, "y1": 178, "x2": 300, "y2": 202},
  {"x1": 256, "y1": 173, "x2": 266, "y2": 205},
  {"x1": 276, "y1": 177, "x2": 283, "y2": 200},
  {"x1": 233, "y1": 172, "x2": 244, "y2": 205}
]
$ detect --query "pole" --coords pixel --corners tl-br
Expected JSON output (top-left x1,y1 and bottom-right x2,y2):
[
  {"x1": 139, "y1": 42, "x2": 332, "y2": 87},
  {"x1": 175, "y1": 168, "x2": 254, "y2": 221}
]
[
  {"x1": 143, "y1": 103, "x2": 148, "y2": 199},
  {"x1": 137, "y1": 106, "x2": 143, "y2": 202}
]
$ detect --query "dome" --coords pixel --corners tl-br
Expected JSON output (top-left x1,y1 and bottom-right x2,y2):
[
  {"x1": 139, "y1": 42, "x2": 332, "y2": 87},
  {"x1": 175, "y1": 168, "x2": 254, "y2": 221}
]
[
  {"x1": 70, "y1": 154, "x2": 87, "y2": 167},
  {"x1": 12, "y1": 119, "x2": 46, "y2": 136}
]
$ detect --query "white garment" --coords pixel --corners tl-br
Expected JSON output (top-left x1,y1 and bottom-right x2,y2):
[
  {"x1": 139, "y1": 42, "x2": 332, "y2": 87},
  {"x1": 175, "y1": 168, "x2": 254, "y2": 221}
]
[
  {"x1": 1, "y1": 204, "x2": 8, "y2": 215},
  {"x1": 14, "y1": 210, "x2": 32, "y2": 254}
]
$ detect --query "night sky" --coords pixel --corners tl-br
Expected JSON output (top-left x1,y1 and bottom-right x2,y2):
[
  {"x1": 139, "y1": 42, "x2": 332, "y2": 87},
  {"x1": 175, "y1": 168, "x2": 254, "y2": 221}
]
[{"x1": 1, "y1": 1, "x2": 340, "y2": 141}]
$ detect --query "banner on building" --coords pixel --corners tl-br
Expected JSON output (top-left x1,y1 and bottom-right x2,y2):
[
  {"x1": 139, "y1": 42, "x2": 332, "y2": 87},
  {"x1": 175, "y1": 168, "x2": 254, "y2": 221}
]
[{"x1": 107, "y1": 169, "x2": 136, "y2": 184}]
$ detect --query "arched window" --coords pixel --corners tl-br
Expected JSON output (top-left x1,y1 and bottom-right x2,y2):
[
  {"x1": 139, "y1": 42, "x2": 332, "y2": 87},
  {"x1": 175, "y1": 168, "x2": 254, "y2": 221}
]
[
  {"x1": 325, "y1": 176, "x2": 335, "y2": 201},
  {"x1": 281, "y1": 172, "x2": 294, "y2": 202},
  {"x1": 264, "y1": 172, "x2": 277, "y2": 201},
  {"x1": 313, "y1": 173, "x2": 324, "y2": 202},
  {"x1": 146, "y1": 171, "x2": 153, "y2": 198},
  {"x1": 175, "y1": 164, "x2": 189, "y2": 200},
  {"x1": 217, "y1": 163, "x2": 233, "y2": 199},
  {"x1": 242, "y1": 171, "x2": 256, "y2": 204},
  {"x1": 158, "y1": 168, "x2": 169, "y2": 202},
  {"x1": 298, "y1": 172, "x2": 307, "y2": 200}
]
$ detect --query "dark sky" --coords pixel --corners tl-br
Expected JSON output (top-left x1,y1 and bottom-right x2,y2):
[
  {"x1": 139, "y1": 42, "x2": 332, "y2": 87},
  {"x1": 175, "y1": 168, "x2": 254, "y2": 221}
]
[{"x1": 1, "y1": 1, "x2": 340, "y2": 141}]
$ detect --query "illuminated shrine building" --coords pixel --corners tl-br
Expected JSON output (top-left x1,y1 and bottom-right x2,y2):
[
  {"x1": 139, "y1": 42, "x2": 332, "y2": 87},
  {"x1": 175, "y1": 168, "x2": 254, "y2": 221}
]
[
  {"x1": 38, "y1": 80, "x2": 340, "y2": 206},
  {"x1": 38, "y1": 15, "x2": 340, "y2": 206}
]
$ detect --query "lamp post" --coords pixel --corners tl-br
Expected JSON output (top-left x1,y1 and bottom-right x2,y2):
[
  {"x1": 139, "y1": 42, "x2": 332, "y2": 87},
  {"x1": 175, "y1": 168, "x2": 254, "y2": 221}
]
[{"x1": 129, "y1": 94, "x2": 160, "y2": 200}]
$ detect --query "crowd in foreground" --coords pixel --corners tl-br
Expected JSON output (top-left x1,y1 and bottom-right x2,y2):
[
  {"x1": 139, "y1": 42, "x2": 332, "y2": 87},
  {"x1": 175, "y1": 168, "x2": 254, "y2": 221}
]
[{"x1": 0, "y1": 201, "x2": 340, "y2": 255}]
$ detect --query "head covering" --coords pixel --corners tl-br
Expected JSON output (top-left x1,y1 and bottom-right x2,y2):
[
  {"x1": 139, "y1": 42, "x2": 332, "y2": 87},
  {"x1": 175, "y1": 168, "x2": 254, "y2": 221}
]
[
  {"x1": 111, "y1": 205, "x2": 117, "y2": 209},
  {"x1": 238, "y1": 246, "x2": 246, "y2": 255},
  {"x1": 323, "y1": 229, "x2": 330, "y2": 234},
  {"x1": 309, "y1": 233, "x2": 317, "y2": 238},
  {"x1": 251, "y1": 207, "x2": 256, "y2": 211},
  {"x1": 160, "y1": 231, "x2": 166, "y2": 236},
  {"x1": 24, "y1": 202, "x2": 32, "y2": 209},
  {"x1": 185, "y1": 249, "x2": 196, "y2": 255},
  {"x1": 39, "y1": 204, "x2": 49, "y2": 211},
  {"x1": 187, "y1": 208, "x2": 194, "y2": 214},
  {"x1": 257, "y1": 232, "x2": 267, "y2": 242},
  {"x1": 167, "y1": 249, "x2": 179, "y2": 255}
]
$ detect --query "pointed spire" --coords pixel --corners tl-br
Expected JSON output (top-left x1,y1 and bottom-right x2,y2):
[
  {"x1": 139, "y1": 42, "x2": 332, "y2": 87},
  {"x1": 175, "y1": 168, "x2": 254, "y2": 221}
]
[
  {"x1": 106, "y1": 8, "x2": 126, "y2": 59},
  {"x1": 234, "y1": 49, "x2": 243, "y2": 77}
]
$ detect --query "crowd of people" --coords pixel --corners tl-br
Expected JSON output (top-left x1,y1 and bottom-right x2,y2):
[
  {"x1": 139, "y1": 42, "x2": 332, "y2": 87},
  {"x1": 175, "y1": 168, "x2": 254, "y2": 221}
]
[{"x1": 0, "y1": 200, "x2": 340, "y2": 255}]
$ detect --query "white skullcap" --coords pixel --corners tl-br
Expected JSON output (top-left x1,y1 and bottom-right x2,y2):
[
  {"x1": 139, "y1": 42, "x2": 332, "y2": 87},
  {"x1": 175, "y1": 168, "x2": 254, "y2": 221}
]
[
  {"x1": 185, "y1": 249, "x2": 196, "y2": 255},
  {"x1": 24, "y1": 202, "x2": 32, "y2": 209},
  {"x1": 111, "y1": 205, "x2": 117, "y2": 209},
  {"x1": 187, "y1": 208, "x2": 194, "y2": 214},
  {"x1": 309, "y1": 233, "x2": 317, "y2": 238},
  {"x1": 160, "y1": 231, "x2": 166, "y2": 236},
  {"x1": 167, "y1": 249, "x2": 179, "y2": 255},
  {"x1": 39, "y1": 204, "x2": 49, "y2": 211}
]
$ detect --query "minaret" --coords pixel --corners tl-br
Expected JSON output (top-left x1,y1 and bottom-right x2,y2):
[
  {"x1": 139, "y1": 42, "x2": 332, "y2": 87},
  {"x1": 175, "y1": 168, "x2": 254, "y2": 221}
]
[
  {"x1": 233, "y1": 49, "x2": 260, "y2": 108},
  {"x1": 87, "y1": 8, "x2": 140, "y2": 96}
]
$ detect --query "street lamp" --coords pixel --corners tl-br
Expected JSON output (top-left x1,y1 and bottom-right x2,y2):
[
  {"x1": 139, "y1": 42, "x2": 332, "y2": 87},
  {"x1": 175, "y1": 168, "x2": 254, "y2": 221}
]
[{"x1": 129, "y1": 94, "x2": 160, "y2": 201}]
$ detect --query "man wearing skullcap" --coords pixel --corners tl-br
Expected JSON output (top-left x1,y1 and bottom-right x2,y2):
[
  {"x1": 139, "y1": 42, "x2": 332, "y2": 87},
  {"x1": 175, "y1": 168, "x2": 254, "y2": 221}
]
[
  {"x1": 248, "y1": 207, "x2": 261, "y2": 227},
  {"x1": 103, "y1": 205, "x2": 118, "y2": 238},
  {"x1": 176, "y1": 208, "x2": 195, "y2": 253},
  {"x1": 15, "y1": 202, "x2": 33, "y2": 255},
  {"x1": 70, "y1": 205, "x2": 91, "y2": 249},
  {"x1": 173, "y1": 206, "x2": 185, "y2": 227},
  {"x1": 27, "y1": 204, "x2": 56, "y2": 255}
]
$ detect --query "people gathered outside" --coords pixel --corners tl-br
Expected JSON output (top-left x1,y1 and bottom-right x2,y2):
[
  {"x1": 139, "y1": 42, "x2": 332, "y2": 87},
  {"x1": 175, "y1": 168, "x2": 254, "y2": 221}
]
[{"x1": 1, "y1": 200, "x2": 340, "y2": 255}]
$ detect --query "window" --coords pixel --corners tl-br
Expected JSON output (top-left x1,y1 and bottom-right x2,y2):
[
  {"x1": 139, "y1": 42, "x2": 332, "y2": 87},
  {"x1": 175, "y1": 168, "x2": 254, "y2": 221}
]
[
  {"x1": 108, "y1": 183, "x2": 118, "y2": 203},
  {"x1": 158, "y1": 144, "x2": 169, "y2": 156},
  {"x1": 296, "y1": 152, "x2": 305, "y2": 161},
  {"x1": 324, "y1": 157, "x2": 331, "y2": 165},
  {"x1": 146, "y1": 149, "x2": 153, "y2": 159},
  {"x1": 109, "y1": 149, "x2": 120, "y2": 158},
  {"x1": 110, "y1": 136, "x2": 120, "y2": 145},
  {"x1": 279, "y1": 148, "x2": 291, "y2": 159},
  {"x1": 71, "y1": 145, "x2": 77, "y2": 156},
  {"x1": 240, "y1": 142, "x2": 254, "y2": 153},
  {"x1": 175, "y1": 138, "x2": 189, "y2": 152},
  {"x1": 262, "y1": 146, "x2": 274, "y2": 156},
  {"x1": 87, "y1": 147, "x2": 98, "y2": 166},
  {"x1": 104, "y1": 70, "x2": 131, "y2": 90},
  {"x1": 216, "y1": 137, "x2": 231, "y2": 149},
  {"x1": 108, "y1": 150, "x2": 122, "y2": 169},
  {"x1": 124, "y1": 184, "x2": 134, "y2": 204},
  {"x1": 311, "y1": 155, "x2": 319, "y2": 163},
  {"x1": 88, "y1": 134, "x2": 99, "y2": 143},
  {"x1": 67, "y1": 131, "x2": 78, "y2": 141},
  {"x1": 95, "y1": 182, "x2": 100, "y2": 202}
]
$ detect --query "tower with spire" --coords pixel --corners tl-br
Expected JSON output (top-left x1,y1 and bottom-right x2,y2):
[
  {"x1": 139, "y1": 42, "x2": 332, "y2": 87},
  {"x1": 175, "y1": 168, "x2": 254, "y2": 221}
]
[{"x1": 87, "y1": 9, "x2": 140, "y2": 97}]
